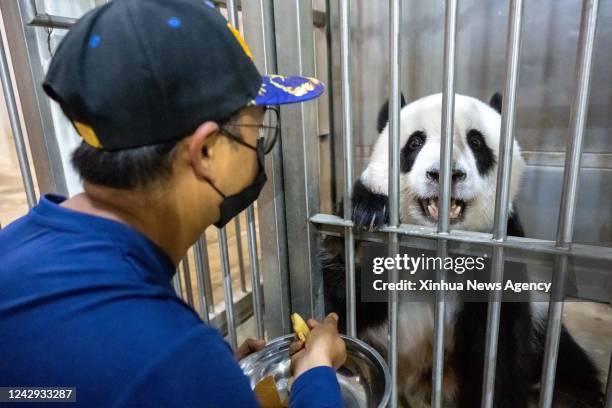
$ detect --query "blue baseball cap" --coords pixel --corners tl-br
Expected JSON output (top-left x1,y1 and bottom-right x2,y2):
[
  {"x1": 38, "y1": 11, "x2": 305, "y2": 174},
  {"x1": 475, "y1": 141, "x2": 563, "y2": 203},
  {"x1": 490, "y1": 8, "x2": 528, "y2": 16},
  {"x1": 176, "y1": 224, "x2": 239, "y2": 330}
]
[{"x1": 43, "y1": 0, "x2": 324, "y2": 150}]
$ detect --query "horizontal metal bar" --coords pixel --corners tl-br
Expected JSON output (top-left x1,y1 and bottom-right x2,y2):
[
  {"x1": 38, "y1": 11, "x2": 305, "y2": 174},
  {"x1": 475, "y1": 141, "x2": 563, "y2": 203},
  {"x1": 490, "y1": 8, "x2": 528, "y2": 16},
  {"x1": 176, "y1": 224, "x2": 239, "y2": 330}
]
[
  {"x1": 310, "y1": 213, "x2": 612, "y2": 261},
  {"x1": 29, "y1": 14, "x2": 76, "y2": 29},
  {"x1": 25, "y1": 1, "x2": 326, "y2": 29}
]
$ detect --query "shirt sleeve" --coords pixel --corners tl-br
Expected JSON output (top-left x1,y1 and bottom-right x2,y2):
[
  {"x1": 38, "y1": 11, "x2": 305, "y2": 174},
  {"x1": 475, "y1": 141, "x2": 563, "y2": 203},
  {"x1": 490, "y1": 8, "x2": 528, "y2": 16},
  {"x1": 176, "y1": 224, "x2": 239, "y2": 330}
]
[
  {"x1": 113, "y1": 327, "x2": 259, "y2": 408},
  {"x1": 290, "y1": 366, "x2": 343, "y2": 408}
]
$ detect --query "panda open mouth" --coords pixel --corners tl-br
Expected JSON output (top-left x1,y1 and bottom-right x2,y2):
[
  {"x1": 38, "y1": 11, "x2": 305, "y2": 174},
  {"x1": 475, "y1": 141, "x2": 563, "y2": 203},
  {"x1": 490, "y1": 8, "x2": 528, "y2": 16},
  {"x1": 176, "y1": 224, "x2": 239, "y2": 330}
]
[{"x1": 417, "y1": 197, "x2": 467, "y2": 223}]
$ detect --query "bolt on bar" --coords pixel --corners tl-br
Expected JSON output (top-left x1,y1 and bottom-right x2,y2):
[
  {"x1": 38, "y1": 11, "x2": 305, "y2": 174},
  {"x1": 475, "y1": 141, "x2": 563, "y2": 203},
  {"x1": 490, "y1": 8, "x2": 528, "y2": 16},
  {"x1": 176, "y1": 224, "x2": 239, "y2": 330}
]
[
  {"x1": 481, "y1": 1, "x2": 524, "y2": 407},
  {"x1": 218, "y1": 228, "x2": 238, "y2": 349},
  {"x1": 193, "y1": 235, "x2": 211, "y2": 324},
  {"x1": 0, "y1": 28, "x2": 37, "y2": 208},
  {"x1": 432, "y1": 0, "x2": 458, "y2": 406},
  {"x1": 181, "y1": 256, "x2": 195, "y2": 307},
  {"x1": 538, "y1": 1, "x2": 599, "y2": 407},
  {"x1": 339, "y1": 0, "x2": 356, "y2": 337},
  {"x1": 234, "y1": 218, "x2": 247, "y2": 292},
  {"x1": 387, "y1": 0, "x2": 402, "y2": 406}
]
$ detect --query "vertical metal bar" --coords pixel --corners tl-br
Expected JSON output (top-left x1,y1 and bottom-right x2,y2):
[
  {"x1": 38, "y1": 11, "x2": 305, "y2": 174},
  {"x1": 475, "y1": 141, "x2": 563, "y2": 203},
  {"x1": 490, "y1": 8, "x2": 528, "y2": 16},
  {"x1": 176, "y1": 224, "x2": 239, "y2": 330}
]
[
  {"x1": 1, "y1": 1, "x2": 68, "y2": 196},
  {"x1": 218, "y1": 228, "x2": 237, "y2": 349},
  {"x1": 229, "y1": 0, "x2": 265, "y2": 337},
  {"x1": 202, "y1": 235, "x2": 216, "y2": 312},
  {"x1": 193, "y1": 236, "x2": 211, "y2": 324},
  {"x1": 181, "y1": 255, "x2": 194, "y2": 307},
  {"x1": 324, "y1": 0, "x2": 338, "y2": 209},
  {"x1": 605, "y1": 354, "x2": 612, "y2": 408},
  {"x1": 243, "y1": 0, "x2": 291, "y2": 337},
  {"x1": 0, "y1": 27, "x2": 36, "y2": 208},
  {"x1": 432, "y1": 1, "x2": 457, "y2": 406},
  {"x1": 491, "y1": 0, "x2": 524, "y2": 242},
  {"x1": 339, "y1": 0, "x2": 356, "y2": 337},
  {"x1": 175, "y1": 266, "x2": 184, "y2": 298},
  {"x1": 388, "y1": 0, "x2": 401, "y2": 406},
  {"x1": 246, "y1": 206, "x2": 264, "y2": 338},
  {"x1": 539, "y1": 1, "x2": 599, "y2": 406},
  {"x1": 171, "y1": 274, "x2": 181, "y2": 295},
  {"x1": 482, "y1": 1, "x2": 524, "y2": 407},
  {"x1": 436, "y1": 0, "x2": 457, "y2": 235},
  {"x1": 234, "y1": 217, "x2": 247, "y2": 292},
  {"x1": 273, "y1": 0, "x2": 323, "y2": 321},
  {"x1": 226, "y1": 0, "x2": 239, "y2": 27}
]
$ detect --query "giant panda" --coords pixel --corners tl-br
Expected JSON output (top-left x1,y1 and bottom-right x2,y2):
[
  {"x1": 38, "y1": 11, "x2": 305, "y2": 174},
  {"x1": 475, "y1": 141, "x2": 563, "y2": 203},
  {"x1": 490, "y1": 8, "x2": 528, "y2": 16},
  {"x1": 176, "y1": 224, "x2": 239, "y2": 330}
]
[{"x1": 322, "y1": 93, "x2": 603, "y2": 407}]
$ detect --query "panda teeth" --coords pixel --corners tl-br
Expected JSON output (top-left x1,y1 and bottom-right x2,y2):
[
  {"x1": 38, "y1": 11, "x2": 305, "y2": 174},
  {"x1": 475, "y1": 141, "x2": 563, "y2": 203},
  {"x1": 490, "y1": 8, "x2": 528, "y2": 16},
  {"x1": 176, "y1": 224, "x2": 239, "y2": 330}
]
[{"x1": 427, "y1": 199, "x2": 438, "y2": 219}]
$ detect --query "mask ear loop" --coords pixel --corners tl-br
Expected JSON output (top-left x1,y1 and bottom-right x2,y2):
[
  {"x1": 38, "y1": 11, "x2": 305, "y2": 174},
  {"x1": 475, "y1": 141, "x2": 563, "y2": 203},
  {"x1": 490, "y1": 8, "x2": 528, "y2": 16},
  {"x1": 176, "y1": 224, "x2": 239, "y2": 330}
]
[
  {"x1": 204, "y1": 127, "x2": 257, "y2": 199},
  {"x1": 203, "y1": 176, "x2": 227, "y2": 199}
]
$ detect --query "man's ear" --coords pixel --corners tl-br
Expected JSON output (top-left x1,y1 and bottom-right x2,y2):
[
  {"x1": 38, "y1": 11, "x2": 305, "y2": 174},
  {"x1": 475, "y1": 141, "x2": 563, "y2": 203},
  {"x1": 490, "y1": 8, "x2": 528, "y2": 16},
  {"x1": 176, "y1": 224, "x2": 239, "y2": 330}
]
[{"x1": 186, "y1": 121, "x2": 220, "y2": 182}]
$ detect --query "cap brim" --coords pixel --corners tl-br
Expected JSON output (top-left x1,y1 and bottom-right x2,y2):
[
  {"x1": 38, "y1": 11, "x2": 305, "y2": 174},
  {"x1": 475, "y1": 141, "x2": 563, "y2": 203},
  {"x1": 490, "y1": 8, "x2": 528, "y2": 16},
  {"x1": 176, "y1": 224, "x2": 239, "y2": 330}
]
[{"x1": 251, "y1": 74, "x2": 324, "y2": 106}]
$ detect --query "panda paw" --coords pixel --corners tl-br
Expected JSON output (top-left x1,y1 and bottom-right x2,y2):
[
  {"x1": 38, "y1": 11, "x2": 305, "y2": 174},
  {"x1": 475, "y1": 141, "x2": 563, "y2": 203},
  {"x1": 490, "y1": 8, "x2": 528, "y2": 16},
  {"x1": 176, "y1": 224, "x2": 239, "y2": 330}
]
[{"x1": 350, "y1": 179, "x2": 389, "y2": 231}]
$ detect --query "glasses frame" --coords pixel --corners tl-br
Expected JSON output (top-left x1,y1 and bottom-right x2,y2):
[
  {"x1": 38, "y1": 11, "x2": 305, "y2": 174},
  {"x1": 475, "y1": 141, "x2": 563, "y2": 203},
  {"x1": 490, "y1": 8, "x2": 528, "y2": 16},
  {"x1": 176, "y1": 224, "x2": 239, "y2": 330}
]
[{"x1": 220, "y1": 106, "x2": 280, "y2": 155}]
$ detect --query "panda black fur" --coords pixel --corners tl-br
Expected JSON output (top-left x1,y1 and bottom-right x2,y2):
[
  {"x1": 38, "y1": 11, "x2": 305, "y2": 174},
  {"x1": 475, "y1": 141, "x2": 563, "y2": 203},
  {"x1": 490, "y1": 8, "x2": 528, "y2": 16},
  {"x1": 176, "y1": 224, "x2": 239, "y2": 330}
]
[{"x1": 321, "y1": 93, "x2": 603, "y2": 407}]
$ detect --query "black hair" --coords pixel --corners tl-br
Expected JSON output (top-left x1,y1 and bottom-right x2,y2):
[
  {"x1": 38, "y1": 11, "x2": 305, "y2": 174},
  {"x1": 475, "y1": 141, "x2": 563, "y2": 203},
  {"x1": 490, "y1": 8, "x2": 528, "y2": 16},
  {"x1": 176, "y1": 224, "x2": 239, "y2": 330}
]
[
  {"x1": 70, "y1": 108, "x2": 250, "y2": 190},
  {"x1": 71, "y1": 140, "x2": 179, "y2": 190}
]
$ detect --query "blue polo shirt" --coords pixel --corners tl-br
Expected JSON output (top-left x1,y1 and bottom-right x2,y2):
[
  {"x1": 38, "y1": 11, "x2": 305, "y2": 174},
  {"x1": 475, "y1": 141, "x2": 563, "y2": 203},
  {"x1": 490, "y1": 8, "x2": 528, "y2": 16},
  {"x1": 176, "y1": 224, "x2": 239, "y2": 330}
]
[{"x1": 0, "y1": 195, "x2": 342, "y2": 407}]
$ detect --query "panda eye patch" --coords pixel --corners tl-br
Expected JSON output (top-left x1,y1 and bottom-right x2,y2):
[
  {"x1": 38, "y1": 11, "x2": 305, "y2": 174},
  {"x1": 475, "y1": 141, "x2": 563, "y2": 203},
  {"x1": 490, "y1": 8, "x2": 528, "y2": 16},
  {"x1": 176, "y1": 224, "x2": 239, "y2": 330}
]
[
  {"x1": 400, "y1": 131, "x2": 426, "y2": 173},
  {"x1": 466, "y1": 129, "x2": 496, "y2": 176},
  {"x1": 467, "y1": 130, "x2": 484, "y2": 149},
  {"x1": 407, "y1": 131, "x2": 425, "y2": 150}
]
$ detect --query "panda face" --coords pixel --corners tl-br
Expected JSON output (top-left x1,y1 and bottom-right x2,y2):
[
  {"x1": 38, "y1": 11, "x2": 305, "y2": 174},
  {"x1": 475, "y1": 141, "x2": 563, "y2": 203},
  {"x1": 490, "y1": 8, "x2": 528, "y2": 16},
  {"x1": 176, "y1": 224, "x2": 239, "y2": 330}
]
[{"x1": 358, "y1": 93, "x2": 525, "y2": 233}]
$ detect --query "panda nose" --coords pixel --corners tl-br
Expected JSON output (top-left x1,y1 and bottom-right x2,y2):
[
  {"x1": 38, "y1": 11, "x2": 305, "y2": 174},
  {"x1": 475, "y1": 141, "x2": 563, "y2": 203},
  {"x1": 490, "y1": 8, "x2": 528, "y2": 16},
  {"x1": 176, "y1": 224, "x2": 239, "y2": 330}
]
[{"x1": 426, "y1": 169, "x2": 466, "y2": 183}]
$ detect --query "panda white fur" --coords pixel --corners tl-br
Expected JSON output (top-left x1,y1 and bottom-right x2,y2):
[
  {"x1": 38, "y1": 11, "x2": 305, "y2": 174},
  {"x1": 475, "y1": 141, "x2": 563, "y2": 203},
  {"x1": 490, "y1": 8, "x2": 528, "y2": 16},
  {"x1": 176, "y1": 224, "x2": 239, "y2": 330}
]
[{"x1": 322, "y1": 93, "x2": 603, "y2": 407}]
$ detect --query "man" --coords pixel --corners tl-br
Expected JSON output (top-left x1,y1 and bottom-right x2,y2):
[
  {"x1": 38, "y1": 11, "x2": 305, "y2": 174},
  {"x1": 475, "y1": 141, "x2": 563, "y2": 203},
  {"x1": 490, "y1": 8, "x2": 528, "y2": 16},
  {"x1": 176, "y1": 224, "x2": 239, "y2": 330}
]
[{"x1": 0, "y1": 0, "x2": 346, "y2": 406}]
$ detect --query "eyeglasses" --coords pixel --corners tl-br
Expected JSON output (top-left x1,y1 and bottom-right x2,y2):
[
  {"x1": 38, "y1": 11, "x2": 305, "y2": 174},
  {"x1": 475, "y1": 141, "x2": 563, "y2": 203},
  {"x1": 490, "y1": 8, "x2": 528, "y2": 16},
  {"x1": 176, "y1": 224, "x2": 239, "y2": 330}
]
[{"x1": 220, "y1": 107, "x2": 280, "y2": 155}]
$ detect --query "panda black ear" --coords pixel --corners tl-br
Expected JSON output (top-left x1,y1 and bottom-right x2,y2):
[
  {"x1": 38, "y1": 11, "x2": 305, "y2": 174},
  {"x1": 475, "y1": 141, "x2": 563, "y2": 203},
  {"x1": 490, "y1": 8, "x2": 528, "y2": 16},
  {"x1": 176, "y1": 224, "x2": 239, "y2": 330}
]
[
  {"x1": 376, "y1": 93, "x2": 407, "y2": 133},
  {"x1": 489, "y1": 92, "x2": 503, "y2": 114}
]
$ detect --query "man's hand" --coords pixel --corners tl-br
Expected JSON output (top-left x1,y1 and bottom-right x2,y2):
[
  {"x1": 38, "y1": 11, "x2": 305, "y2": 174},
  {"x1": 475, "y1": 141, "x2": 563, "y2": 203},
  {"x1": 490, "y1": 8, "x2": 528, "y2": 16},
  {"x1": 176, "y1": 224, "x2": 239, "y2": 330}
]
[
  {"x1": 235, "y1": 338, "x2": 266, "y2": 361},
  {"x1": 289, "y1": 313, "x2": 347, "y2": 379}
]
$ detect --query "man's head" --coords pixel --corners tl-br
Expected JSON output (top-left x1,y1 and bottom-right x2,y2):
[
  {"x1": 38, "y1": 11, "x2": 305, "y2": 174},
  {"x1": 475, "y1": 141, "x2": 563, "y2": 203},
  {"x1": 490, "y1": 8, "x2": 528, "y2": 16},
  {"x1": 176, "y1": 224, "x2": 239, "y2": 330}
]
[{"x1": 43, "y1": 0, "x2": 323, "y2": 229}]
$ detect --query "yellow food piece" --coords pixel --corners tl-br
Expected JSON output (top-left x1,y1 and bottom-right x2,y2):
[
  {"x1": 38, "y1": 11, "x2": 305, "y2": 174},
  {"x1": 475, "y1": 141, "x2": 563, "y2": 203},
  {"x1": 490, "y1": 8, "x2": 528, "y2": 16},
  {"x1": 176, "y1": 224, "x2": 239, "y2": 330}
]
[
  {"x1": 254, "y1": 375, "x2": 285, "y2": 408},
  {"x1": 291, "y1": 313, "x2": 310, "y2": 342}
]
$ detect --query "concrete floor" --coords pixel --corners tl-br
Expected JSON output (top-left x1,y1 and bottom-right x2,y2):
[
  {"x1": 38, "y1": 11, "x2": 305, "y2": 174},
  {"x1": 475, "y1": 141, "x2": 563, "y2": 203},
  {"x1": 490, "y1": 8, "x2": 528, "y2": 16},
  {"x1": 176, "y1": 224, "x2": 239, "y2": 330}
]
[{"x1": 564, "y1": 300, "x2": 612, "y2": 382}]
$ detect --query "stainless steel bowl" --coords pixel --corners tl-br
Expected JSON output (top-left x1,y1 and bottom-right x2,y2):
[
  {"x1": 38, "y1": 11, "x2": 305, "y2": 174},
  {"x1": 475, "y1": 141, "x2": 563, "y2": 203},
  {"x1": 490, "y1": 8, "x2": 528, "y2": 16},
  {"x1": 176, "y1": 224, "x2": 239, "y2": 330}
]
[{"x1": 240, "y1": 334, "x2": 391, "y2": 408}]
